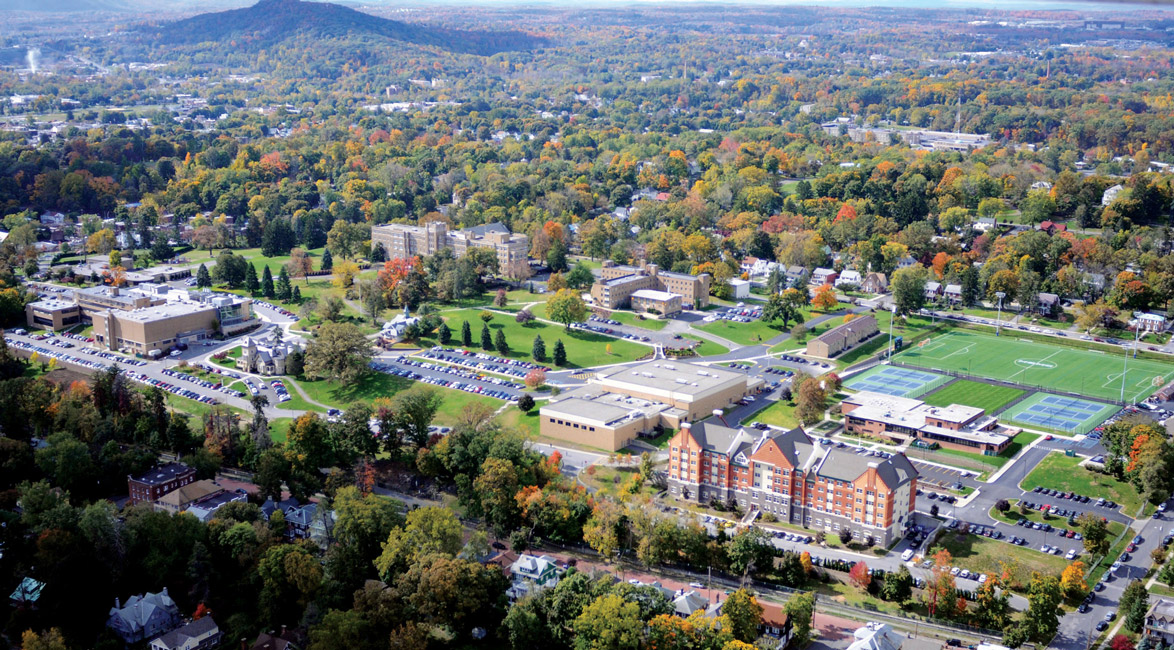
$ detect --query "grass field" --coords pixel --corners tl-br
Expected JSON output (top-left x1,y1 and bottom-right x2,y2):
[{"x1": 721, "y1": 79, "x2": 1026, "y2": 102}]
[
  {"x1": 922, "y1": 380, "x2": 1025, "y2": 413},
  {"x1": 434, "y1": 309, "x2": 647, "y2": 368},
  {"x1": 1021, "y1": 453, "x2": 1148, "y2": 517},
  {"x1": 682, "y1": 336, "x2": 729, "y2": 357},
  {"x1": 695, "y1": 318, "x2": 787, "y2": 346},
  {"x1": 608, "y1": 310, "x2": 670, "y2": 331},
  {"x1": 936, "y1": 531, "x2": 1068, "y2": 586},
  {"x1": 897, "y1": 329, "x2": 1174, "y2": 403},
  {"x1": 742, "y1": 399, "x2": 799, "y2": 429}
]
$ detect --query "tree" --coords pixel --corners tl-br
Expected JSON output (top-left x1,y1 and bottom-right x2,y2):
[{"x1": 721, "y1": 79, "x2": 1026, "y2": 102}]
[
  {"x1": 548, "y1": 272, "x2": 567, "y2": 292},
  {"x1": 481, "y1": 323, "x2": 493, "y2": 350},
  {"x1": 995, "y1": 499, "x2": 1010, "y2": 513},
  {"x1": 517, "y1": 394, "x2": 535, "y2": 412},
  {"x1": 553, "y1": 339, "x2": 567, "y2": 366},
  {"x1": 374, "y1": 506, "x2": 462, "y2": 578},
  {"x1": 246, "y1": 262, "x2": 259, "y2": 294},
  {"x1": 881, "y1": 566, "x2": 913, "y2": 602},
  {"x1": 318, "y1": 295, "x2": 345, "y2": 323},
  {"x1": 438, "y1": 322, "x2": 451, "y2": 345},
  {"x1": 1021, "y1": 189, "x2": 1057, "y2": 225},
  {"x1": 812, "y1": 284, "x2": 838, "y2": 311},
  {"x1": 1110, "y1": 635, "x2": 1135, "y2": 650},
  {"x1": 795, "y1": 377, "x2": 827, "y2": 425},
  {"x1": 461, "y1": 320, "x2": 472, "y2": 347},
  {"x1": 584, "y1": 499, "x2": 624, "y2": 560},
  {"x1": 85, "y1": 228, "x2": 116, "y2": 261},
  {"x1": 573, "y1": 593, "x2": 641, "y2": 650},
  {"x1": 1061, "y1": 561, "x2": 1087, "y2": 599},
  {"x1": 547, "y1": 289, "x2": 588, "y2": 330},
  {"x1": 393, "y1": 384, "x2": 444, "y2": 447},
  {"x1": 332, "y1": 260, "x2": 360, "y2": 289},
  {"x1": 20, "y1": 628, "x2": 69, "y2": 650},
  {"x1": 1023, "y1": 572, "x2": 1063, "y2": 642},
  {"x1": 494, "y1": 288, "x2": 508, "y2": 307},
  {"x1": 196, "y1": 263, "x2": 211, "y2": 289},
  {"x1": 1122, "y1": 579, "x2": 1150, "y2": 633},
  {"x1": 784, "y1": 591, "x2": 815, "y2": 647},
  {"x1": 261, "y1": 265, "x2": 274, "y2": 298},
  {"x1": 763, "y1": 291, "x2": 804, "y2": 330},
  {"x1": 304, "y1": 322, "x2": 373, "y2": 382},
  {"x1": 891, "y1": 265, "x2": 928, "y2": 315},
  {"x1": 321, "y1": 248, "x2": 333, "y2": 271},
  {"x1": 287, "y1": 248, "x2": 314, "y2": 284},
  {"x1": 566, "y1": 263, "x2": 596, "y2": 290},
  {"x1": 723, "y1": 589, "x2": 764, "y2": 643},
  {"x1": 259, "y1": 543, "x2": 323, "y2": 624},
  {"x1": 727, "y1": 527, "x2": 774, "y2": 578},
  {"x1": 516, "y1": 309, "x2": 535, "y2": 325},
  {"x1": 532, "y1": 335, "x2": 546, "y2": 362},
  {"x1": 1077, "y1": 512, "x2": 1110, "y2": 556},
  {"x1": 850, "y1": 561, "x2": 871, "y2": 590},
  {"x1": 525, "y1": 368, "x2": 547, "y2": 389},
  {"x1": 212, "y1": 251, "x2": 248, "y2": 288},
  {"x1": 495, "y1": 329, "x2": 510, "y2": 356},
  {"x1": 547, "y1": 239, "x2": 568, "y2": 273}
]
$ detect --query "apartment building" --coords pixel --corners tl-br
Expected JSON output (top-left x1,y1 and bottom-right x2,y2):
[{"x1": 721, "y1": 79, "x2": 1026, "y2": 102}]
[
  {"x1": 370, "y1": 221, "x2": 449, "y2": 259},
  {"x1": 539, "y1": 360, "x2": 762, "y2": 451},
  {"x1": 128, "y1": 462, "x2": 196, "y2": 505},
  {"x1": 591, "y1": 260, "x2": 711, "y2": 310},
  {"x1": 842, "y1": 391, "x2": 1010, "y2": 454},
  {"x1": 667, "y1": 422, "x2": 918, "y2": 545}
]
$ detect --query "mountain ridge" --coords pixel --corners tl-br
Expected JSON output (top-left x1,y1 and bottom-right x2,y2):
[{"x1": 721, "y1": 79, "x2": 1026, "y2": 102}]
[{"x1": 152, "y1": 0, "x2": 547, "y2": 56}]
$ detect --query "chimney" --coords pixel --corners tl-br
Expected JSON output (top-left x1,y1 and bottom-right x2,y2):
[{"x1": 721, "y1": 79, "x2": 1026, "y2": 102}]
[
  {"x1": 241, "y1": 639, "x2": 247, "y2": 650},
  {"x1": 280, "y1": 625, "x2": 286, "y2": 637},
  {"x1": 115, "y1": 597, "x2": 121, "y2": 609},
  {"x1": 111, "y1": 286, "x2": 120, "y2": 296}
]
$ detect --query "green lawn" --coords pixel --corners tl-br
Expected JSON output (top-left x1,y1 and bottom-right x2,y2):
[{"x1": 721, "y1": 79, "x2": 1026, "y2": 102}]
[
  {"x1": 922, "y1": 380, "x2": 1025, "y2": 413},
  {"x1": 936, "y1": 531, "x2": 1068, "y2": 587},
  {"x1": 918, "y1": 431, "x2": 1040, "y2": 471},
  {"x1": 1022, "y1": 453, "x2": 1148, "y2": 517},
  {"x1": 608, "y1": 310, "x2": 669, "y2": 331},
  {"x1": 581, "y1": 465, "x2": 657, "y2": 499},
  {"x1": 742, "y1": 399, "x2": 799, "y2": 429},
  {"x1": 897, "y1": 329, "x2": 1174, "y2": 402},
  {"x1": 289, "y1": 373, "x2": 504, "y2": 426},
  {"x1": 697, "y1": 318, "x2": 787, "y2": 346},
  {"x1": 681, "y1": 336, "x2": 729, "y2": 357},
  {"x1": 497, "y1": 406, "x2": 542, "y2": 438},
  {"x1": 435, "y1": 309, "x2": 647, "y2": 368},
  {"x1": 232, "y1": 246, "x2": 328, "y2": 275},
  {"x1": 269, "y1": 417, "x2": 293, "y2": 443}
]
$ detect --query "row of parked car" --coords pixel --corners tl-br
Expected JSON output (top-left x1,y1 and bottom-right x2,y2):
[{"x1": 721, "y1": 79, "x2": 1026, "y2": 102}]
[
  {"x1": 161, "y1": 367, "x2": 246, "y2": 399},
  {"x1": 397, "y1": 357, "x2": 525, "y2": 391},
  {"x1": 1030, "y1": 486, "x2": 1118, "y2": 509},
  {"x1": 5, "y1": 336, "x2": 138, "y2": 373},
  {"x1": 371, "y1": 360, "x2": 519, "y2": 401},
  {"x1": 570, "y1": 321, "x2": 650, "y2": 342},
  {"x1": 777, "y1": 354, "x2": 832, "y2": 369},
  {"x1": 252, "y1": 299, "x2": 301, "y2": 321},
  {"x1": 127, "y1": 371, "x2": 222, "y2": 405},
  {"x1": 422, "y1": 348, "x2": 547, "y2": 379}
]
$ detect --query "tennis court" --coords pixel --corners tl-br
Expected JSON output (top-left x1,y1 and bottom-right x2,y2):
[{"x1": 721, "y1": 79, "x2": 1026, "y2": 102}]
[
  {"x1": 843, "y1": 364, "x2": 948, "y2": 397},
  {"x1": 1001, "y1": 392, "x2": 1118, "y2": 435},
  {"x1": 897, "y1": 330, "x2": 1174, "y2": 403}
]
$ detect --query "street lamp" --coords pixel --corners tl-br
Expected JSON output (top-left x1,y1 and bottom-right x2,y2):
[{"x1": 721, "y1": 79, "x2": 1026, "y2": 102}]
[{"x1": 995, "y1": 292, "x2": 1006, "y2": 337}]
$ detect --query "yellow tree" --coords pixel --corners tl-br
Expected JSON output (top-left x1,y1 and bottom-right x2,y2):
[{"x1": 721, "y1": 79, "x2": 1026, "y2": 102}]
[
  {"x1": 85, "y1": 229, "x2": 116, "y2": 262},
  {"x1": 1060, "y1": 561, "x2": 1087, "y2": 598},
  {"x1": 812, "y1": 284, "x2": 838, "y2": 311},
  {"x1": 332, "y1": 261, "x2": 360, "y2": 289}
]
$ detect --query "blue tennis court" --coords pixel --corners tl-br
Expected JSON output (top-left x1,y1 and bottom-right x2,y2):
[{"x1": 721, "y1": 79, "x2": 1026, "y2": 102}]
[
  {"x1": 1002, "y1": 392, "x2": 1118, "y2": 435},
  {"x1": 844, "y1": 365, "x2": 948, "y2": 397}
]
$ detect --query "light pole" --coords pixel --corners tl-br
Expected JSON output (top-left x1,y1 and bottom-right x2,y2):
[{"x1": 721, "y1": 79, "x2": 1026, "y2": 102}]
[
  {"x1": 995, "y1": 291, "x2": 1006, "y2": 337},
  {"x1": 886, "y1": 304, "x2": 897, "y2": 364},
  {"x1": 1121, "y1": 325, "x2": 1141, "y2": 404}
]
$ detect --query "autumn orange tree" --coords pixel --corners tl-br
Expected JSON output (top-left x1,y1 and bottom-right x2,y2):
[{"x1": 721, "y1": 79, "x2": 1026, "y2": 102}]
[
  {"x1": 812, "y1": 284, "x2": 838, "y2": 311},
  {"x1": 1060, "y1": 560, "x2": 1087, "y2": 599},
  {"x1": 849, "y1": 561, "x2": 871, "y2": 591}
]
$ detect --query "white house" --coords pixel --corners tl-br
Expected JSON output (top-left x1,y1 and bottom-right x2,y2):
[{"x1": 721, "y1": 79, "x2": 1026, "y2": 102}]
[
  {"x1": 729, "y1": 279, "x2": 751, "y2": 299},
  {"x1": 149, "y1": 617, "x2": 221, "y2": 650},
  {"x1": 506, "y1": 554, "x2": 562, "y2": 601},
  {"x1": 1103, "y1": 184, "x2": 1125, "y2": 207},
  {"x1": 944, "y1": 284, "x2": 963, "y2": 303},
  {"x1": 381, "y1": 306, "x2": 421, "y2": 340},
  {"x1": 835, "y1": 270, "x2": 862, "y2": 288},
  {"x1": 847, "y1": 623, "x2": 904, "y2": 650}
]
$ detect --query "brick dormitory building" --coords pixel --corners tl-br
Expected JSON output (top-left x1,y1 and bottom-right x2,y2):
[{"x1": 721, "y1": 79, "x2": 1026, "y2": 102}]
[
  {"x1": 590, "y1": 260, "x2": 712, "y2": 312},
  {"x1": 667, "y1": 423, "x2": 918, "y2": 545},
  {"x1": 127, "y1": 462, "x2": 196, "y2": 505}
]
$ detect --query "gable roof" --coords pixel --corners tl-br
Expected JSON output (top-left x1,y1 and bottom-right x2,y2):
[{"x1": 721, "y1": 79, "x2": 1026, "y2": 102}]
[
  {"x1": 151, "y1": 616, "x2": 218, "y2": 650},
  {"x1": 109, "y1": 591, "x2": 179, "y2": 633}
]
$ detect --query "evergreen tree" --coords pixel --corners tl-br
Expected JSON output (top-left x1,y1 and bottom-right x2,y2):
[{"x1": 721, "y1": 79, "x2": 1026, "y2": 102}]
[
  {"x1": 767, "y1": 267, "x2": 782, "y2": 295},
  {"x1": 553, "y1": 339, "x2": 567, "y2": 366},
  {"x1": 495, "y1": 330, "x2": 510, "y2": 356},
  {"x1": 245, "y1": 262, "x2": 259, "y2": 294},
  {"x1": 461, "y1": 320, "x2": 472, "y2": 347},
  {"x1": 532, "y1": 335, "x2": 546, "y2": 362},
  {"x1": 481, "y1": 323, "x2": 493, "y2": 350},
  {"x1": 321, "y1": 248, "x2": 333, "y2": 271},
  {"x1": 276, "y1": 267, "x2": 292, "y2": 301},
  {"x1": 370, "y1": 244, "x2": 385, "y2": 263},
  {"x1": 291, "y1": 286, "x2": 301, "y2": 303},
  {"x1": 196, "y1": 263, "x2": 211, "y2": 289},
  {"x1": 438, "y1": 322, "x2": 451, "y2": 344},
  {"x1": 261, "y1": 265, "x2": 275, "y2": 298}
]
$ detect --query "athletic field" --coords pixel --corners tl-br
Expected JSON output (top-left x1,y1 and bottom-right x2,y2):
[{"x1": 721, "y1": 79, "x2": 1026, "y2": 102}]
[
  {"x1": 895, "y1": 330, "x2": 1174, "y2": 403},
  {"x1": 1001, "y1": 393, "x2": 1118, "y2": 435},
  {"x1": 843, "y1": 365, "x2": 949, "y2": 397}
]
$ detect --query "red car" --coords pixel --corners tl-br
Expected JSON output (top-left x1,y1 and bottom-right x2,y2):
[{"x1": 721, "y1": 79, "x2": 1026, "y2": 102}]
[{"x1": 1045, "y1": 435, "x2": 1054, "y2": 441}]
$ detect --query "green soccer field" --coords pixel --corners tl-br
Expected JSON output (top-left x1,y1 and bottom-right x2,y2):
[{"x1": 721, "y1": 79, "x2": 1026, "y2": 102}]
[{"x1": 896, "y1": 330, "x2": 1174, "y2": 403}]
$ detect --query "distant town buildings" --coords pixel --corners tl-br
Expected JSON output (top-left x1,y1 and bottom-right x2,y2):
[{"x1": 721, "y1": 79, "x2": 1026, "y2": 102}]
[{"x1": 370, "y1": 221, "x2": 530, "y2": 277}]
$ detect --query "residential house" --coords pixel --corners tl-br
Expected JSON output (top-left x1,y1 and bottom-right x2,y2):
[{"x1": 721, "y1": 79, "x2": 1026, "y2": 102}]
[
  {"x1": 895, "y1": 256, "x2": 917, "y2": 270},
  {"x1": 238, "y1": 331, "x2": 300, "y2": 376},
  {"x1": 1103, "y1": 184, "x2": 1125, "y2": 207},
  {"x1": 506, "y1": 554, "x2": 562, "y2": 601},
  {"x1": 835, "y1": 270, "x2": 863, "y2": 289},
  {"x1": 251, "y1": 629, "x2": 299, "y2": 650},
  {"x1": 1134, "y1": 312, "x2": 1168, "y2": 333},
  {"x1": 285, "y1": 502, "x2": 335, "y2": 547},
  {"x1": 847, "y1": 623, "x2": 904, "y2": 650},
  {"x1": 1039, "y1": 221, "x2": 1067, "y2": 235},
  {"x1": 924, "y1": 282, "x2": 943, "y2": 301},
  {"x1": 1037, "y1": 293, "x2": 1061, "y2": 316},
  {"x1": 861, "y1": 272, "x2": 888, "y2": 294},
  {"x1": 672, "y1": 590, "x2": 710, "y2": 618},
  {"x1": 1147, "y1": 598, "x2": 1174, "y2": 645},
  {"x1": 185, "y1": 489, "x2": 249, "y2": 523},
  {"x1": 944, "y1": 284, "x2": 963, "y2": 304},
  {"x1": 149, "y1": 617, "x2": 221, "y2": 650},
  {"x1": 759, "y1": 601, "x2": 793, "y2": 649},
  {"x1": 785, "y1": 266, "x2": 807, "y2": 286},
  {"x1": 260, "y1": 496, "x2": 301, "y2": 521},
  {"x1": 10, "y1": 577, "x2": 44, "y2": 607},
  {"x1": 975, "y1": 217, "x2": 997, "y2": 233},
  {"x1": 107, "y1": 589, "x2": 181, "y2": 644},
  {"x1": 811, "y1": 268, "x2": 838, "y2": 286}
]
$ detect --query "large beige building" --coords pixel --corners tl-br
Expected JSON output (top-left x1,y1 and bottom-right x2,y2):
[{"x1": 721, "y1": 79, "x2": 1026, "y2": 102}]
[
  {"x1": 842, "y1": 391, "x2": 1011, "y2": 454},
  {"x1": 370, "y1": 221, "x2": 530, "y2": 277},
  {"x1": 539, "y1": 360, "x2": 762, "y2": 450},
  {"x1": 591, "y1": 261, "x2": 711, "y2": 311},
  {"x1": 370, "y1": 221, "x2": 449, "y2": 259},
  {"x1": 91, "y1": 292, "x2": 255, "y2": 357},
  {"x1": 74, "y1": 284, "x2": 167, "y2": 317},
  {"x1": 26, "y1": 298, "x2": 82, "y2": 330}
]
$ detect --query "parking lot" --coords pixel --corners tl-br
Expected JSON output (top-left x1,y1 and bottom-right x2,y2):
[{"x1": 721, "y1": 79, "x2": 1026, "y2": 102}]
[
  {"x1": 418, "y1": 347, "x2": 548, "y2": 380},
  {"x1": 372, "y1": 358, "x2": 523, "y2": 401}
]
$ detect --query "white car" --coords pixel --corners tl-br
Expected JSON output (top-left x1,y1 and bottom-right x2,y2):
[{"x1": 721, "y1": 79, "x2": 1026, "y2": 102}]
[
  {"x1": 901, "y1": 549, "x2": 915, "y2": 562},
  {"x1": 1066, "y1": 549, "x2": 1079, "y2": 560}
]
